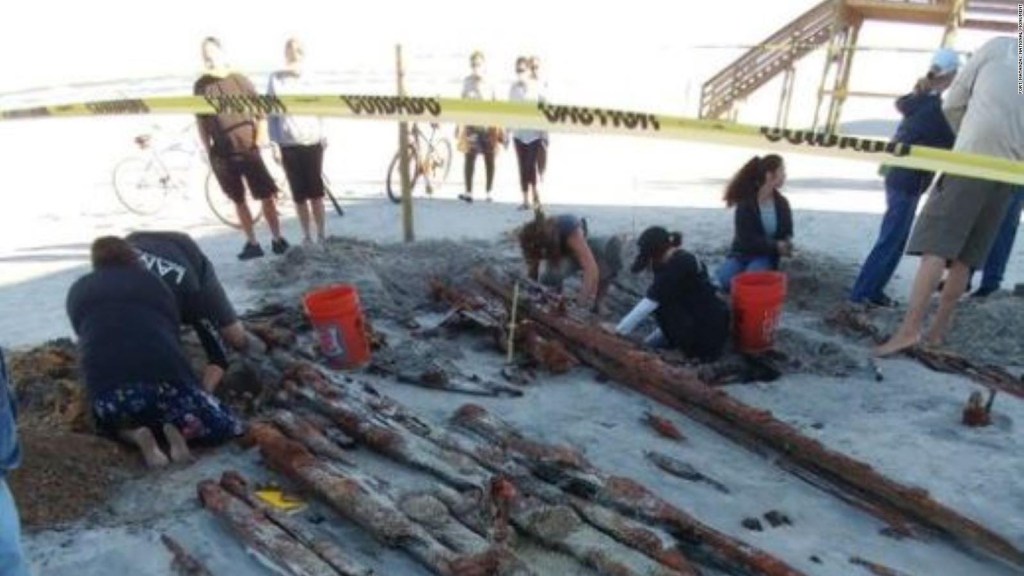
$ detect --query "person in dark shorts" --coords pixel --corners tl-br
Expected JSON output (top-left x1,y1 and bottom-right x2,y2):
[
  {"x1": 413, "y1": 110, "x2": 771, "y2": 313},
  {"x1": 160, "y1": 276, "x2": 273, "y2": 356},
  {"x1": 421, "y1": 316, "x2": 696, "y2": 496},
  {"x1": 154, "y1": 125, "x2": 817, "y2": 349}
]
[
  {"x1": 615, "y1": 226, "x2": 730, "y2": 362},
  {"x1": 66, "y1": 237, "x2": 244, "y2": 468},
  {"x1": 876, "y1": 37, "x2": 1024, "y2": 357},
  {"x1": 269, "y1": 38, "x2": 328, "y2": 247},
  {"x1": 194, "y1": 36, "x2": 289, "y2": 260},
  {"x1": 518, "y1": 211, "x2": 622, "y2": 313},
  {"x1": 126, "y1": 230, "x2": 265, "y2": 392}
]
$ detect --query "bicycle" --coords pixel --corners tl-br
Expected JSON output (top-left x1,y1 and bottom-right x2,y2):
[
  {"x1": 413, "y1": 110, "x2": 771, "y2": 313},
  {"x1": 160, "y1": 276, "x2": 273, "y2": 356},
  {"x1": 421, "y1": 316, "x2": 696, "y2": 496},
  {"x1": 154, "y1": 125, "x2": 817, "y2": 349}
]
[
  {"x1": 112, "y1": 124, "x2": 203, "y2": 217},
  {"x1": 113, "y1": 126, "x2": 343, "y2": 229},
  {"x1": 385, "y1": 122, "x2": 453, "y2": 204}
]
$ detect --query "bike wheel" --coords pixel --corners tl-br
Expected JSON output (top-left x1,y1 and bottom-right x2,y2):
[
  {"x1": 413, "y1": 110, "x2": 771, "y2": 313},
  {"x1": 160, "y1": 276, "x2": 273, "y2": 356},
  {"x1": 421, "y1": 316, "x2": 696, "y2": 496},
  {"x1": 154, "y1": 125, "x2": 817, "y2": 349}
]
[
  {"x1": 425, "y1": 138, "x2": 453, "y2": 192},
  {"x1": 386, "y1": 146, "x2": 421, "y2": 204},
  {"x1": 113, "y1": 156, "x2": 170, "y2": 216},
  {"x1": 205, "y1": 170, "x2": 265, "y2": 229}
]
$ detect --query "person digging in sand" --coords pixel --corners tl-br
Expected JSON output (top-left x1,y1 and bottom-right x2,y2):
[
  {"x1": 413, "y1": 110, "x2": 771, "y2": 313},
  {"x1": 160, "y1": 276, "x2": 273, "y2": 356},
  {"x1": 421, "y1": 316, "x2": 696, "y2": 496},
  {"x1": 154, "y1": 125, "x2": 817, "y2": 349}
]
[
  {"x1": 614, "y1": 226, "x2": 730, "y2": 362},
  {"x1": 126, "y1": 230, "x2": 267, "y2": 393},
  {"x1": 875, "y1": 37, "x2": 1024, "y2": 357},
  {"x1": 66, "y1": 237, "x2": 245, "y2": 468},
  {"x1": 517, "y1": 210, "x2": 623, "y2": 313}
]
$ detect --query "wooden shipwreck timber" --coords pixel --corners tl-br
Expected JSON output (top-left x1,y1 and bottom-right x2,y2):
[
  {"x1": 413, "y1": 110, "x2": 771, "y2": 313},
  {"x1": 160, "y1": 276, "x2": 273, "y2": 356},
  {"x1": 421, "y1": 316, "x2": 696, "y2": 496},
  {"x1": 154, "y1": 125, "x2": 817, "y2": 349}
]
[{"x1": 186, "y1": 267, "x2": 1022, "y2": 575}]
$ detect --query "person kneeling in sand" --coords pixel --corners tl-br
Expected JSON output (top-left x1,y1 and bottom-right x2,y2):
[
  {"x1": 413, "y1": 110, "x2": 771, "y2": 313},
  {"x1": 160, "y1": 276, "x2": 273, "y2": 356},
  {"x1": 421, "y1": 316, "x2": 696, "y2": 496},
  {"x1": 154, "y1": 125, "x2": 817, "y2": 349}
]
[
  {"x1": 126, "y1": 230, "x2": 266, "y2": 393},
  {"x1": 716, "y1": 154, "x2": 794, "y2": 294},
  {"x1": 517, "y1": 211, "x2": 623, "y2": 313},
  {"x1": 614, "y1": 226, "x2": 730, "y2": 362},
  {"x1": 66, "y1": 237, "x2": 245, "y2": 468}
]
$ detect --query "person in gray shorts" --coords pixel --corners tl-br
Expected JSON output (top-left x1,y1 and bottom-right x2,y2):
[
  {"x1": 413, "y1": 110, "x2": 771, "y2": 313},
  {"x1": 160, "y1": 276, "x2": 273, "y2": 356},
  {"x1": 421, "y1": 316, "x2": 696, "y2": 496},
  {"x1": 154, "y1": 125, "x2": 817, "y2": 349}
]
[{"x1": 876, "y1": 36, "x2": 1024, "y2": 357}]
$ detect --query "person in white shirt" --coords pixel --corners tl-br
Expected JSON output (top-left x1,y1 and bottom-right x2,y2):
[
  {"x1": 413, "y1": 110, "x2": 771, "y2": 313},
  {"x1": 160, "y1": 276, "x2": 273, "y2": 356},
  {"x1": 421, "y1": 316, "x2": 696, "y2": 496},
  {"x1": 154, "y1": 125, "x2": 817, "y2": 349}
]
[
  {"x1": 268, "y1": 38, "x2": 328, "y2": 246},
  {"x1": 510, "y1": 56, "x2": 545, "y2": 210},
  {"x1": 529, "y1": 55, "x2": 550, "y2": 182},
  {"x1": 457, "y1": 51, "x2": 500, "y2": 203},
  {"x1": 876, "y1": 36, "x2": 1024, "y2": 357}
]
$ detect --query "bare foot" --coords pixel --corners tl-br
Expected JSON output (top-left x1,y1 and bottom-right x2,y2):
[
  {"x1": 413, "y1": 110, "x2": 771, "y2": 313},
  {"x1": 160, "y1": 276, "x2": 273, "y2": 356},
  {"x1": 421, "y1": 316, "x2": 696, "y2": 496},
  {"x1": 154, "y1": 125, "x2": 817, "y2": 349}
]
[
  {"x1": 162, "y1": 424, "x2": 194, "y2": 464},
  {"x1": 873, "y1": 331, "x2": 921, "y2": 358},
  {"x1": 121, "y1": 427, "x2": 170, "y2": 469}
]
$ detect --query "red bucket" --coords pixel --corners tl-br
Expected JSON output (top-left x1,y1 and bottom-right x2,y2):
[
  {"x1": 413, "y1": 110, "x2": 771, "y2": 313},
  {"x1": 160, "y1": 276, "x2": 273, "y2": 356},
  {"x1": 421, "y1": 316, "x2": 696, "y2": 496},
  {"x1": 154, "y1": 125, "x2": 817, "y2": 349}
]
[
  {"x1": 303, "y1": 284, "x2": 371, "y2": 369},
  {"x1": 731, "y1": 271, "x2": 787, "y2": 354}
]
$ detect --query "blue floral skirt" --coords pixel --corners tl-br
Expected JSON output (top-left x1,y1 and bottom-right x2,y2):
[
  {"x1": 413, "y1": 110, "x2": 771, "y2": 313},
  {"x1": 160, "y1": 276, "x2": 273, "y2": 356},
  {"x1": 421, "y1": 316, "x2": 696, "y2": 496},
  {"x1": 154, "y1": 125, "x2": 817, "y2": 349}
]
[{"x1": 91, "y1": 381, "x2": 244, "y2": 445}]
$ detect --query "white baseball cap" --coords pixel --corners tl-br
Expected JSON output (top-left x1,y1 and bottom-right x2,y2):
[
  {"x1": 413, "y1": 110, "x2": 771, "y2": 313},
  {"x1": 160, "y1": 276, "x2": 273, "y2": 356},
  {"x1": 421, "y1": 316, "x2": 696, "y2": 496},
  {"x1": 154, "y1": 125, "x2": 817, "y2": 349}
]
[{"x1": 930, "y1": 48, "x2": 960, "y2": 76}]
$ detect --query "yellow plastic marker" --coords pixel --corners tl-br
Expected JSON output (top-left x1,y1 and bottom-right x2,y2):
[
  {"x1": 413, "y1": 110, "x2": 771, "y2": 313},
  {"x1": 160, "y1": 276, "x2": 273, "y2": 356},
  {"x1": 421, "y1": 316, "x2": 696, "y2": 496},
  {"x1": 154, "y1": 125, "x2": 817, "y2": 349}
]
[{"x1": 254, "y1": 488, "x2": 308, "y2": 514}]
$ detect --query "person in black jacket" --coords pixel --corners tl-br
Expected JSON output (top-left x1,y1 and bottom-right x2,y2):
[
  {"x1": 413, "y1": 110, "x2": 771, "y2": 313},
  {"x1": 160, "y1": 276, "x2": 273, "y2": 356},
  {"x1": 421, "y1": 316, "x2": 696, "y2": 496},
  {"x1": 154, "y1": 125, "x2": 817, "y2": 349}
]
[
  {"x1": 126, "y1": 230, "x2": 265, "y2": 392},
  {"x1": 615, "y1": 226, "x2": 730, "y2": 361},
  {"x1": 715, "y1": 154, "x2": 794, "y2": 293},
  {"x1": 66, "y1": 237, "x2": 244, "y2": 468},
  {"x1": 849, "y1": 49, "x2": 958, "y2": 307}
]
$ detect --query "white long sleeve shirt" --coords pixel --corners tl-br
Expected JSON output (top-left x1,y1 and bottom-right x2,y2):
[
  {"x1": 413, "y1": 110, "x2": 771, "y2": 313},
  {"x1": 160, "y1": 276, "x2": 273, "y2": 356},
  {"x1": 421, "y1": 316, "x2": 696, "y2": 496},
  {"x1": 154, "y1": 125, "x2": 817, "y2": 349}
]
[{"x1": 942, "y1": 36, "x2": 1024, "y2": 161}]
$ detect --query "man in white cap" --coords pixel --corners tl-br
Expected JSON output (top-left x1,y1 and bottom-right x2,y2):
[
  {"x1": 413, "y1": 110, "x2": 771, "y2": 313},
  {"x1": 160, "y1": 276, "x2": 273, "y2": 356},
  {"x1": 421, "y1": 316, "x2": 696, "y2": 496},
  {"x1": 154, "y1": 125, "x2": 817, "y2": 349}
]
[
  {"x1": 876, "y1": 37, "x2": 1024, "y2": 357},
  {"x1": 849, "y1": 48, "x2": 958, "y2": 307}
]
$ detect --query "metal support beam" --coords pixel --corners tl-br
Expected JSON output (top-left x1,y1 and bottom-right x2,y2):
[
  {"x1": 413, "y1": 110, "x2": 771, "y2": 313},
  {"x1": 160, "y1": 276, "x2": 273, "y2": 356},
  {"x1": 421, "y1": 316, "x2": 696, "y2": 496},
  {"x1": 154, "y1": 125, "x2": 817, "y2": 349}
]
[
  {"x1": 776, "y1": 66, "x2": 796, "y2": 128},
  {"x1": 825, "y1": 20, "x2": 861, "y2": 133}
]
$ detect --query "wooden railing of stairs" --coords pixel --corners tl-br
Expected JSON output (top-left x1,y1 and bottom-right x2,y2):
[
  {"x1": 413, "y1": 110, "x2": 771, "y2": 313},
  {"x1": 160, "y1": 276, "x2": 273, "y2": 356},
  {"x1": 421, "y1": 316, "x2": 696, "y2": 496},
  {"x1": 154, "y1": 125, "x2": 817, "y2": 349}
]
[{"x1": 699, "y1": 0, "x2": 1017, "y2": 132}]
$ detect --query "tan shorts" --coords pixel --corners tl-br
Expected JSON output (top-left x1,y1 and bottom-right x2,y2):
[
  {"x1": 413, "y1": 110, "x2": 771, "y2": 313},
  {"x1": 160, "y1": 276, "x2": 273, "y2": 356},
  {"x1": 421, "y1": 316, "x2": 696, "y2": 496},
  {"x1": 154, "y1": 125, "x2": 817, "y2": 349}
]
[{"x1": 906, "y1": 175, "x2": 1015, "y2": 269}]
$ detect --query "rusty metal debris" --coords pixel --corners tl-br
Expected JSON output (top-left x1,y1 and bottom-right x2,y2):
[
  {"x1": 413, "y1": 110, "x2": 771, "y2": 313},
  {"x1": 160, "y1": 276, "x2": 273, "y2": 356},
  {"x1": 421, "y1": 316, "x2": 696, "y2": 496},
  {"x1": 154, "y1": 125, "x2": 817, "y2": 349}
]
[
  {"x1": 161, "y1": 534, "x2": 215, "y2": 576},
  {"x1": 198, "y1": 476, "x2": 349, "y2": 576},
  {"x1": 643, "y1": 411, "x2": 687, "y2": 441},
  {"x1": 827, "y1": 306, "x2": 1024, "y2": 399},
  {"x1": 645, "y1": 451, "x2": 730, "y2": 494},
  {"x1": 849, "y1": 556, "x2": 914, "y2": 576},
  {"x1": 474, "y1": 269, "x2": 1024, "y2": 568},
  {"x1": 962, "y1": 390, "x2": 996, "y2": 427}
]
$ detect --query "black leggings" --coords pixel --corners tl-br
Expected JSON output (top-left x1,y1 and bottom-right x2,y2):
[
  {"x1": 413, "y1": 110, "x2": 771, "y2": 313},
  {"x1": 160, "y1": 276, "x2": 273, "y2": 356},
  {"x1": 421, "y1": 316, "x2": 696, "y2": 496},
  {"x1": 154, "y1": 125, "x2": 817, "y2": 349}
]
[
  {"x1": 464, "y1": 149, "x2": 495, "y2": 194},
  {"x1": 536, "y1": 139, "x2": 548, "y2": 177},
  {"x1": 514, "y1": 139, "x2": 542, "y2": 195}
]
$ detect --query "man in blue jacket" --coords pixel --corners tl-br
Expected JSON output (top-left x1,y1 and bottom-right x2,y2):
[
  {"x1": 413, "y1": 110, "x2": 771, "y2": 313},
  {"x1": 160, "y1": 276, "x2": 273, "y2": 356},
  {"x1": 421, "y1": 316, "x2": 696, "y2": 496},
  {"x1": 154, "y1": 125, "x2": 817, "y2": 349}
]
[
  {"x1": 849, "y1": 48, "x2": 959, "y2": 307},
  {"x1": 0, "y1": 348, "x2": 30, "y2": 576}
]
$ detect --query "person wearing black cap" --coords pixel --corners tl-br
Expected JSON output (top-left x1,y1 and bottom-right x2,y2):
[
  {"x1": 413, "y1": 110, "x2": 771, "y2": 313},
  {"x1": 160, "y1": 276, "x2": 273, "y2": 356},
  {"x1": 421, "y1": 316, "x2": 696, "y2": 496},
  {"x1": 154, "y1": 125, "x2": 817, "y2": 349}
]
[{"x1": 614, "y1": 226, "x2": 730, "y2": 362}]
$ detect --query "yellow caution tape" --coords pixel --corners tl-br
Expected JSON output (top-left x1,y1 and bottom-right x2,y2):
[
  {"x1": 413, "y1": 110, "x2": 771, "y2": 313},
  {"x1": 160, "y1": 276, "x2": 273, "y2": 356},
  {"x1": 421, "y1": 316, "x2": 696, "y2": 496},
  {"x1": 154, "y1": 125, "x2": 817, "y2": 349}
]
[{"x1": 2, "y1": 94, "x2": 1022, "y2": 185}]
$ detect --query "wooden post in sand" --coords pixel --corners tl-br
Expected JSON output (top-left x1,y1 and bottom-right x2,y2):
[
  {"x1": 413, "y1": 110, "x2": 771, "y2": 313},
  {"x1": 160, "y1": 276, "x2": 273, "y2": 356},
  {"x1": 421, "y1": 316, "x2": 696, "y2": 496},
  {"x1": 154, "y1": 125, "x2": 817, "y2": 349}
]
[{"x1": 396, "y1": 44, "x2": 414, "y2": 242}]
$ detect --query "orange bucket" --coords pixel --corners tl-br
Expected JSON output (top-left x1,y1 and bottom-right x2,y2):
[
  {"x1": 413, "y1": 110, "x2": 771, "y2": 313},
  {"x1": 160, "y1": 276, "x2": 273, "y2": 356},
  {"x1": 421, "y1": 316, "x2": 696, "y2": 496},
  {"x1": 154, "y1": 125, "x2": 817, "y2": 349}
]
[
  {"x1": 731, "y1": 271, "x2": 787, "y2": 354},
  {"x1": 302, "y1": 284, "x2": 371, "y2": 370}
]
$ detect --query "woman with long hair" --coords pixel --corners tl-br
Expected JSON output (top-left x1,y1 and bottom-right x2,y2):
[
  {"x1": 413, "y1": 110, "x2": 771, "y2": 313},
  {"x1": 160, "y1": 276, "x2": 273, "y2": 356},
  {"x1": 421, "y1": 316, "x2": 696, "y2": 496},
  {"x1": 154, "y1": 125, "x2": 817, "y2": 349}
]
[
  {"x1": 517, "y1": 211, "x2": 622, "y2": 312},
  {"x1": 615, "y1": 226, "x2": 730, "y2": 362},
  {"x1": 716, "y1": 154, "x2": 794, "y2": 293},
  {"x1": 510, "y1": 56, "x2": 544, "y2": 210}
]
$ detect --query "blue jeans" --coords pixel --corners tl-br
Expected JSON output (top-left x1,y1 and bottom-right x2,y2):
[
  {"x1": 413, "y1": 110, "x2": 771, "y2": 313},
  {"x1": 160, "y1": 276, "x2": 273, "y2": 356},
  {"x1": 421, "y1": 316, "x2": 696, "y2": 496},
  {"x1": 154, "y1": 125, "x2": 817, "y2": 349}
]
[
  {"x1": 976, "y1": 188, "x2": 1024, "y2": 292},
  {"x1": 716, "y1": 256, "x2": 775, "y2": 293},
  {"x1": 849, "y1": 183, "x2": 922, "y2": 303},
  {"x1": 0, "y1": 479, "x2": 29, "y2": 576}
]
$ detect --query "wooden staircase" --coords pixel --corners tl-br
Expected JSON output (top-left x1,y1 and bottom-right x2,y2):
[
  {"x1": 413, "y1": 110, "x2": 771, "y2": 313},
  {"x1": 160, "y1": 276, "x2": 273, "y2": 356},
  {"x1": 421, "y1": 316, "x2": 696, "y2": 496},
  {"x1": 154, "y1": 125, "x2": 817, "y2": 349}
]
[
  {"x1": 962, "y1": 0, "x2": 1021, "y2": 31},
  {"x1": 699, "y1": 0, "x2": 836, "y2": 122},
  {"x1": 699, "y1": 0, "x2": 1018, "y2": 129}
]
